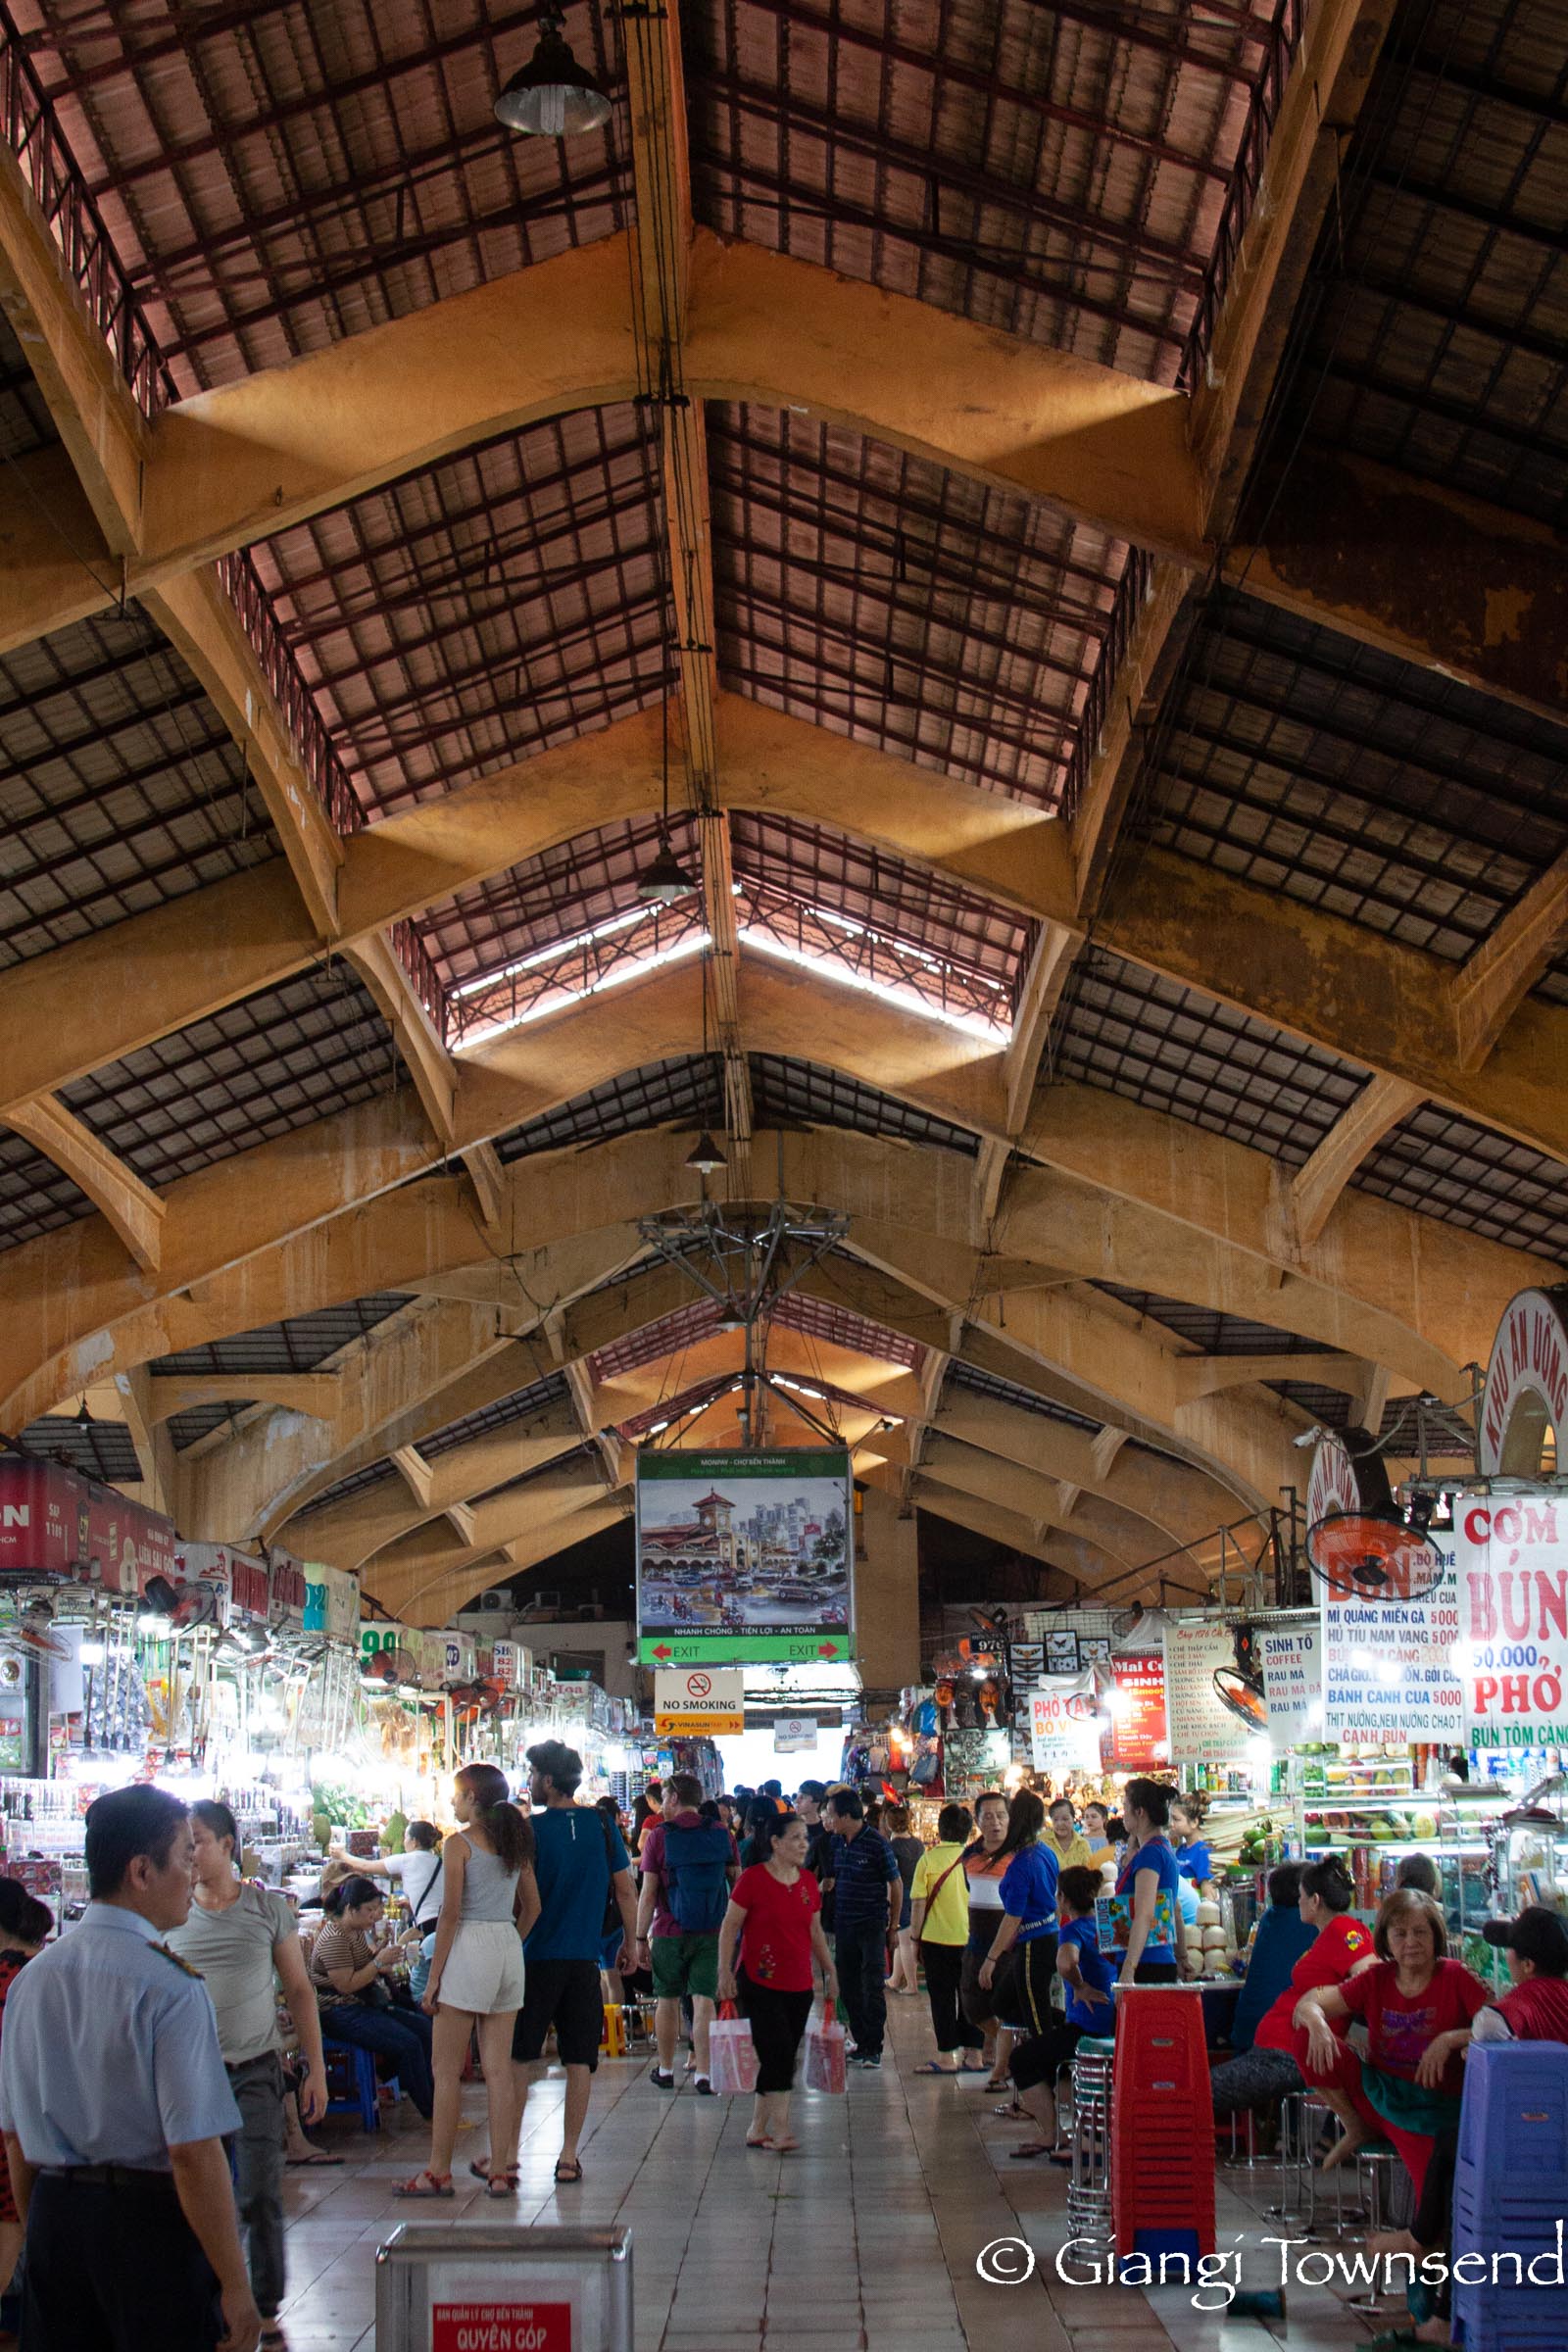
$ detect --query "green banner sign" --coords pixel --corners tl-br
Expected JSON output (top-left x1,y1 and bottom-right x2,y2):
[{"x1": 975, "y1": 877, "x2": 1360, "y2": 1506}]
[{"x1": 639, "y1": 1632, "x2": 858, "y2": 1666}]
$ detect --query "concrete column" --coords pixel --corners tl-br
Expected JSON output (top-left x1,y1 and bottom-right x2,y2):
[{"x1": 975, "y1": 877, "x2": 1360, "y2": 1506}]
[{"x1": 856, "y1": 1485, "x2": 920, "y2": 1690}]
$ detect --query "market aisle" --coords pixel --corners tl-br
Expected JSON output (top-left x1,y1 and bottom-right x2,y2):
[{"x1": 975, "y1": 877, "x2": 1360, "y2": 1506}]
[{"x1": 276, "y1": 1999, "x2": 1384, "y2": 2350}]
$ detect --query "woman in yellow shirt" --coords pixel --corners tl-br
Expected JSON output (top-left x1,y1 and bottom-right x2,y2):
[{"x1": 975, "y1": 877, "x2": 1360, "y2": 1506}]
[
  {"x1": 1044, "y1": 1795, "x2": 1093, "y2": 1874},
  {"x1": 909, "y1": 1804, "x2": 985, "y2": 2075}
]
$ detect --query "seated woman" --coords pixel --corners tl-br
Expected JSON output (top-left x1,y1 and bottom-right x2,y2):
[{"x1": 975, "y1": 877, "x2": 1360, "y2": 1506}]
[
  {"x1": 1210, "y1": 1853, "x2": 1375, "y2": 2118},
  {"x1": 1007, "y1": 1867, "x2": 1114, "y2": 2162},
  {"x1": 1228, "y1": 1862, "x2": 1316, "y2": 2056},
  {"x1": 1294, "y1": 1888, "x2": 1490, "y2": 2197},
  {"x1": 310, "y1": 1874, "x2": 436, "y2": 2121}
]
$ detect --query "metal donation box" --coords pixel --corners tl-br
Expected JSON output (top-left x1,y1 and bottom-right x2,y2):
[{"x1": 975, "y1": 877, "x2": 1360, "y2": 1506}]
[{"x1": 375, "y1": 2225, "x2": 632, "y2": 2352}]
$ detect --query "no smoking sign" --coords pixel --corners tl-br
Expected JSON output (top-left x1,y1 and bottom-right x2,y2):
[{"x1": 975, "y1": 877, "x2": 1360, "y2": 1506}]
[{"x1": 654, "y1": 1665, "x2": 745, "y2": 1735}]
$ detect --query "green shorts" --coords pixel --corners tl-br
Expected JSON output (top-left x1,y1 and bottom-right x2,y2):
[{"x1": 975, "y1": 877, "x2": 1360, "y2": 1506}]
[{"x1": 651, "y1": 1932, "x2": 719, "y2": 2001}]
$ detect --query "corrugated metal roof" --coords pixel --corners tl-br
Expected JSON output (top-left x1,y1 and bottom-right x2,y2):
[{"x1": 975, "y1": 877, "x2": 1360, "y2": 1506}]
[
  {"x1": 151, "y1": 1293, "x2": 414, "y2": 1378},
  {"x1": 59, "y1": 966, "x2": 399, "y2": 1188},
  {"x1": 0, "y1": 1131, "x2": 94, "y2": 1256},
  {"x1": 1046, "y1": 946, "x2": 1367, "y2": 1167},
  {"x1": 1354, "y1": 1101, "x2": 1568, "y2": 1266},
  {"x1": 27, "y1": 0, "x2": 626, "y2": 398},
  {"x1": 710, "y1": 404, "x2": 1121, "y2": 807},
  {"x1": 1096, "y1": 1284, "x2": 1335, "y2": 1357},
  {"x1": 947, "y1": 1358, "x2": 1102, "y2": 1435},
  {"x1": 18, "y1": 1413, "x2": 143, "y2": 1481},
  {"x1": 255, "y1": 406, "x2": 668, "y2": 817},
  {"x1": 688, "y1": 0, "x2": 1285, "y2": 385},
  {"x1": 0, "y1": 608, "x2": 283, "y2": 970},
  {"x1": 1134, "y1": 587, "x2": 1568, "y2": 964}
]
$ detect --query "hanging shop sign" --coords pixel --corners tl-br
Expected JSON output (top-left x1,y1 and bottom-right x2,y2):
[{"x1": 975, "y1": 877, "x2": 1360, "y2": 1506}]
[
  {"x1": 1105, "y1": 1651, "x2": 1168, "y2": 1771},
  {"x1": 1028, "y1": 1672, "x2": 1102, "y2": 1772},
  {"x1": 654, "y1": 1667, "x2": 746, "y2": 1736},
  {"x1": 267, "y1": 1552, "x2": 307, "y2": 1627},
  {"x1": 1163, "y1": 1619, "x2": 1254, "y2": 1764},
  {"x1": 1478, "y1": 1289, "x2": 1568, "y2": 1478},
  {"x1": 1455, "y1": 1493, "x2": 1568, "y2": 1750},
  {"x1": 1305, "y1": 1431, "x2": 1363, "y2": 1527},
  {"x1": 1320, "y1": 1562, "x2": 1463, "y2": 1748},
  {"x1": 1258, "y1": 1618, "x2": 1324, "y2": 1745},
  {"x1": 303, "y1": 1563, "x2": 361, "y2": 1645},
  {"x1": 490, "y1": 1640, "x2": 520, "y2": 1689},
  {"x1": 635, "y1": 1448, "x2": 854, "y2": 1664},
  {"x1": 0, "y1": 1459, "x2": 176, "y2": 1592},
  {"x1": 773, "y1": 1717, "x2": 817, "y2": 1752}
]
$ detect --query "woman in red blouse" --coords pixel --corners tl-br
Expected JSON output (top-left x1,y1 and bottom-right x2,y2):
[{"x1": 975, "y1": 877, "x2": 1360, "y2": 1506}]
[
  {"x1": 717, "y1": 1814, "x2": 838, "y2": 2152},
  {"x1": 1295, "y1": 1888, "x2": 1489, "y2": 2200},
  {"x1": 1211, "y1": 1852, "x2": 1376, "y2": 2117}
]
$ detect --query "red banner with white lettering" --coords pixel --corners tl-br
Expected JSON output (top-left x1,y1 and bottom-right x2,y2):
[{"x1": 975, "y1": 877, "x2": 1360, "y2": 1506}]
[{"x1": 431, "y1": 2303, "x2": 571, "y2": 2352}]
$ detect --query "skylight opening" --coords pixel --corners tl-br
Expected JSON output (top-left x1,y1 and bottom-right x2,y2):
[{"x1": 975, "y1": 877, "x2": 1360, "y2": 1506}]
[{"x1": 739, "y1": 925, "x2": 1012, "y2": 1045}]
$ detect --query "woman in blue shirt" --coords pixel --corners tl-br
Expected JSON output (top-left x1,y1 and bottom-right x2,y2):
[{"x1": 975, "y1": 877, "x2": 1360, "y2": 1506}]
[
  {"x1": 1170, "y1": 1796, "x2": 1215, "y2": 1895},
  {"x1": 1006, "y1": 1865, "x2": 1115, "y2": 2159},
  {"x1": 976, "y1": 1790, "x2": 1058, "y2": 2040},
  {"x1": 1116, "y1": 1779, "x2": 1184, "y2": 1984}
]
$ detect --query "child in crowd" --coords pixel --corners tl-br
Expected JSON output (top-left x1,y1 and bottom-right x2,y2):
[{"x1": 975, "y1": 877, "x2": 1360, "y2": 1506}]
[{"x1": 1170, "y1": 1795, "x2": 1215, "y2": 1897}]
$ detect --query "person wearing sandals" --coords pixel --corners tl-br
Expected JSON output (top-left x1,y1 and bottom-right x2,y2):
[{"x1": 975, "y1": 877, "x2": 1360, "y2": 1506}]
[
  {"x1": 1005, "y1": 1867, "x2": 1114, "y2": 2161},
  {"x1": 716, "y1": 1812, "x2": 839, "y2": 2152},
  {"x1": 908, "y1": 1803, "x2": 981, "y2": 2075},
  {"x1": 169, "y1": 1800, "x2": 330, "y2": 2347},
  {"x1": 497, "y1": 1741, "x2": 638, "y2": 2188},
  {"x1": 399, "y1": 1765, "x2": 537, "y2": 2202}
]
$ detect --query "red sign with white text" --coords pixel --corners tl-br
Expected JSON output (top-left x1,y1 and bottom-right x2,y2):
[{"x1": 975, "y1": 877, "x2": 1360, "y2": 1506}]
[
  {"x1": 431, "y1": 2303, "x2": 571, "y2": 2352},
  {"x1": 0, "y1": 1460, "x2": 174, "y2": 1590},
  {"x1": 1105, "y1": 1651, "x2": 1169, "y2": 1771}
]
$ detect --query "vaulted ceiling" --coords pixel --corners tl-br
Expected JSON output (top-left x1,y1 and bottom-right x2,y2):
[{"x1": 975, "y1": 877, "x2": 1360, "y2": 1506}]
[{"x1": 1, "y1": 0, "x2": 1564, "y2": 1624}]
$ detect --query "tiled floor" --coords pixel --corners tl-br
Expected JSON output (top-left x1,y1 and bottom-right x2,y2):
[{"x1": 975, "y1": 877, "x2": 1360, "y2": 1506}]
[{"x1": 277, "y1": 2004, "x2": 1401, "y2": 2349}]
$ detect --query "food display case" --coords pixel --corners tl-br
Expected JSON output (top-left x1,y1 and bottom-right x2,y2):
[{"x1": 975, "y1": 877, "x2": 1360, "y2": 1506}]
[{"x1": 1288, "y1": 1747, "x2": 1510, "y2": 1950}]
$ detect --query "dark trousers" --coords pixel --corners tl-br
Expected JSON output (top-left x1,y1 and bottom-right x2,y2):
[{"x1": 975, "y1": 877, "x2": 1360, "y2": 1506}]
[
  {"x1": 322, "y1": 2000, "x2": 435, "y2": 2117},
  {"x1": 226, "y1": 2052, "x2": 285, "y2": 2320},
  {"x1": 739, "y1": 1972, "x2": 813, "y2": 2095},
  {"x1": 920, "y1": 1941, "x2": 981, "y2": 2055},
  {"x1": 1208, "y1": 2045, "x2": 1302, "y2": 2118},
  {"x1": 23, "y1": 2172, "x2": 220, "y2": 2351},
  {"x1": 835, "y1": 1917, "x2": 888, "y2": 2059}
]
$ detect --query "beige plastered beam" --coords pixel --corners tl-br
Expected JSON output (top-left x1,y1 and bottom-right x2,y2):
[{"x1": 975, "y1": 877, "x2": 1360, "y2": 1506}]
[
  {"x1": 148, "y1": 1372, "x2": 341, "y2": 1423},
  {"x1": 4, "y1": 1051, "x2": 1530, "y2": 1456},
  {"x1": 5, "y1": 1096, "x2": 164, "y2": 1271}
]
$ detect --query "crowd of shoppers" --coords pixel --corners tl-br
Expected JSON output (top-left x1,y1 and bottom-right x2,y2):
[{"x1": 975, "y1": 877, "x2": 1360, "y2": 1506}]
[{"x1": 3, "y1": 1763, "x2": 1564, "y2": 2352}]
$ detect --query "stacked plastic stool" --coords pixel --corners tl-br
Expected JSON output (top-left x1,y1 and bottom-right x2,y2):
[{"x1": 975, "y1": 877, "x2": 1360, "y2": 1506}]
[
  {"x1": 1068, "y1": 2035, "x2": 1116, "y2": 2251},
  {"x1": 1451, "y1": 2040, "x2": 1568, "y2": 2352},
  {"x1": 1111, "y1": 1985, "x2": 1215, "y2": 2263}
]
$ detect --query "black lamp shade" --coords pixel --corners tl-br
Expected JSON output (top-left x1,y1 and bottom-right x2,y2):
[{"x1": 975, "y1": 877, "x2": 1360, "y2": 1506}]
[{"x1": 495, "y1": 25, "x2": 612, "y2": 137}]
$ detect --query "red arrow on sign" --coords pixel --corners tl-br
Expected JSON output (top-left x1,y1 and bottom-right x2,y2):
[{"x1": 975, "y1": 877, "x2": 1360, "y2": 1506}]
[
  {"x1": 653, "y1": 1643, "x2": 672, "y2": 1660},
  {"x1": 818, "y1": 1642, "x2": 838, "y2": 1657}
]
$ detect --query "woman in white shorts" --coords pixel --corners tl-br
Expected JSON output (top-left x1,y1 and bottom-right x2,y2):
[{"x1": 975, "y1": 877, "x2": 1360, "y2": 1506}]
[{"x1": 399, "y1": 1763, "x2": 537, "y2": 2199}]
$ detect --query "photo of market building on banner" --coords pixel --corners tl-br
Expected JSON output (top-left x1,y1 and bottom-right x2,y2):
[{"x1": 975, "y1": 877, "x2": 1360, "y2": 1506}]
[{"x1": 2, "y1": 14, "x2": 1568, "y2": 2340}]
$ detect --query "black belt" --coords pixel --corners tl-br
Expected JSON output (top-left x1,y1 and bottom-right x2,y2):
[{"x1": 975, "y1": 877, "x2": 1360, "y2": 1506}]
[{"x1": 38, "y1": 2164, "x2": 175, "y2": 2191}]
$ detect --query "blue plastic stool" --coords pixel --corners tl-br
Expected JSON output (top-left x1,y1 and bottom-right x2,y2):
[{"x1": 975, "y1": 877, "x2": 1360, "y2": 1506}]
[
  {"x1": 321, "y1": 2034, "x2": 397, "y2": 2132},
  {"x1": 1452, "y1": 2040, "x2": 1568, "y2": 2352}
]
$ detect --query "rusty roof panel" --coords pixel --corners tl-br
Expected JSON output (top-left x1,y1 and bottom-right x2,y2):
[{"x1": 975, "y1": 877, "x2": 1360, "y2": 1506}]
[
  {"x1": 254, "y1": 405, "x2": 668, "y2": 817},
  {"x1": 428, "y1": 812, "x2": 699, "y2": 1000},
  {"x1": 1048, "y1": 945, "x2": 1367, "y2": 1167},
  {"x1": 24, "y1": 0, "x2": 626, "y2": 396},
  {"x1": 0, "y1": 607, "x2": 283, "y2": 968},
  {"x1": 1136, "y1": 589, "x2": 1568, "y2": 962},
  {"x1": 711, "y1": 403, "x2": 1123, "y2": 807},
  {"x1": 1284, "y1": 0, "x2": 1568, "y2": 526},
  {"x1": 688, "y1": 0, "x2": 1283, "y2": 385},
  {"x1": 1354, "y1": 1100, "x2": 1568, "y2": 1266},
  {"x1": 60, "y1": 966, "x2": 399, "y2": 1188}
]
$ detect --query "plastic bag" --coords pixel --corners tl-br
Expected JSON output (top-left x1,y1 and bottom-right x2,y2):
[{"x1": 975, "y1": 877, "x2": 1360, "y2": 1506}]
[
  {"x1": 803, "y1": 2000, "x2": 847, "y2": 2094},
  {"x1": 709, "y1": 2000, "x2": 759, "y2": 2096}
]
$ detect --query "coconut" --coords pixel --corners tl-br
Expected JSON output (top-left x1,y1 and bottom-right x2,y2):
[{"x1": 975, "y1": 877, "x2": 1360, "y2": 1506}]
[
  {"x1": 1200, "y1": 1924, "x2": 1229, "y2": 1951},
  {"x1": 1195, "y1": 1899, "x2": 1222, "y2": 1928}
]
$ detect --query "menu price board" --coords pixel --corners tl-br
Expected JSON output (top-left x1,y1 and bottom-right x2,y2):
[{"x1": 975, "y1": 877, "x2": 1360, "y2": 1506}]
[
  {"x1": 1258, "y1": 1619, "x2": 1323, "y2": 1746},
  {"x1": 1163, "y1": 1619, "x2": 1253, "y2": 1764},
  {"x1": 1029, "y1": 1673, "x2": 1102, "y2": 1772},
  {"x1": 1455, "y1": 1492, "x2": 1568, "y2": 1750},
  {"x1": 1320, "y1": 1567, "x2": 1463, "y2": 1747},
  {"x1": 1105, "y1": 1652, "x2": 1168, "y2": 1770}
]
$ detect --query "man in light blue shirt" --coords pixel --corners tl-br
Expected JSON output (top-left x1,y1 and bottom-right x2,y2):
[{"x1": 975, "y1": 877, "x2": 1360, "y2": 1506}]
[{"x1": 0, "y1": 1786, "x2": 260, "y2": 2352}]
